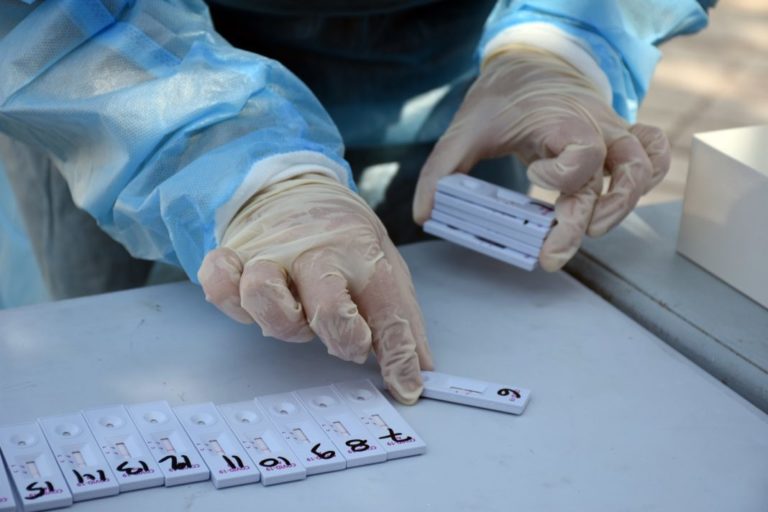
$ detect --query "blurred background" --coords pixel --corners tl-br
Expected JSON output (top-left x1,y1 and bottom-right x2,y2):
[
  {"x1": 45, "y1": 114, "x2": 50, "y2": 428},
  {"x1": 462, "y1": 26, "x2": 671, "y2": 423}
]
[{"x1": 532, "y1": 0, "x2": 768, "y2": 205}]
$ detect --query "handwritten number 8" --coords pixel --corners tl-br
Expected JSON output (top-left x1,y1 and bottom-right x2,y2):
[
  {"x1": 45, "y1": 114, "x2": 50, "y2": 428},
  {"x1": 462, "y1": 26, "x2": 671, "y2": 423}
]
[{"x1": 345, "y1": 439, "x2": 370, "y2": 452}]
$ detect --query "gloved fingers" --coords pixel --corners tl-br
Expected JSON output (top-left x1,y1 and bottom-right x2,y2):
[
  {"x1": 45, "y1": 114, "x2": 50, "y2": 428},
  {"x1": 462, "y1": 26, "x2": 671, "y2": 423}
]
[
  {"x1": 239, "y1": 259, "x2": 314, "y2": 342},
  {"x1": 292, "y1": 250, "x2": 373, "y2": 364},
  {"x1": 198, "y1": 247, "x2": 252, "y2": 324},
  {"x1": 381, "y1": 240, "x2": 434, "y2": 372},
  {"x1": 587, "y1": 134, "x2": 653, "y2": 237},
  {"x1": 413, "y1": 117, "x2": 479, "y2": 225},
  {"x1": 526, "y1": 119, "x2": 607, "y2": 195},
  {"x1": 539, "y1": 172, "x2": 602, "y2": 272},
  {"x1": 354, "y1": 244, "x2": 430, "y2": 405},
  {"x1": 629, "y1": 123, "x2": 671, "y2": 193}
]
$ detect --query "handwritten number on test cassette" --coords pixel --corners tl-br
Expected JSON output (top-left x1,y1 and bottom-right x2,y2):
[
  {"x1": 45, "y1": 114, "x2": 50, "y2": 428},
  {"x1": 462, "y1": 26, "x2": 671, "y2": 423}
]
[
  {"x1": 25, "y1": 481, "x2": 54, "y2": 500},
  {"x1": 73, "y1": 469, "x2": 108, "y2": 484},
  {"x1": 497, "y1": 388, "x2": 522, "y2": 399},
  {"x1": 345, "y1": 439, "x2": 370, "y2": 453},
  {"x1": 116, "y1": 460, "x2": 149, "y2": 476},
  {"x1": 379, "y1": 428, "x2": 413, "y2": 444},
  {"x1": 311, "y1": 443, "x2": 336, "y2": 460},
  {"x1": 259, "y1": 456, "x2": 291, "y2": 468},
  {"x1": 223, "y1": 455, "x2": 245, "y2": 470},
  {"x1": 159, "y1": 455, "x2": 193, "y2": 471}
]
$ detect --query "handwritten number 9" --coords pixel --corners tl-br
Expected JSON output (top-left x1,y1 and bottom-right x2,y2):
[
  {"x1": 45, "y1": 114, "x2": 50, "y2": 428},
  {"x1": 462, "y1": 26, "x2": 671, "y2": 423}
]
[
  {"x1": 497, "y1": 388, "x2": 521, "y2": 399},
  {"x1": 311, "y1": 443, "x2": 335, "y2": 459}
]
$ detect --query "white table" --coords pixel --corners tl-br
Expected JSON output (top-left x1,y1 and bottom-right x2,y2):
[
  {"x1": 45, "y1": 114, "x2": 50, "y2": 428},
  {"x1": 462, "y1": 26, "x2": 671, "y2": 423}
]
[
  {"x1": 1, "y1": 241, "x2": 766, "y2": 511},
  {"x1": 568, "y1": 202, "x2": 768, "y2": 413}
]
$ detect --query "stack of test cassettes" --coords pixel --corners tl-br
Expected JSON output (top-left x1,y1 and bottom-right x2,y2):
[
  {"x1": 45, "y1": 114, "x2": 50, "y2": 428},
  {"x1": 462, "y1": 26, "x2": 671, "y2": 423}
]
[{"x1": 423, "y1": 174, "x2": 556, "y2": 271}]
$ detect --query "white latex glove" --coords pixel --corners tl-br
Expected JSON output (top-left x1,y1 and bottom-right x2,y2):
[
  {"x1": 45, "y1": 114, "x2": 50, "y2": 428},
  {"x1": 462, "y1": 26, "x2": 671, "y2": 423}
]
[
  {"x1": 198, "y1": 173, "x2": 433, "y2": 404},
  {"x1": 413, "y1": 45, "x2": 671, "y2": 271}
]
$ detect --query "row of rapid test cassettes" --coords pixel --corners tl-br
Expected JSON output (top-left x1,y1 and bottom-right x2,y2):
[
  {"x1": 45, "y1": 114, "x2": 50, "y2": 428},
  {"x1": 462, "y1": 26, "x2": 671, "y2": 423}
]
[
  {"x1": 0, "y1": 380, "x2": 425, "y2": 512},
  {"x1": 423, "y1": 174, "x2": 556, "y2": 271}
]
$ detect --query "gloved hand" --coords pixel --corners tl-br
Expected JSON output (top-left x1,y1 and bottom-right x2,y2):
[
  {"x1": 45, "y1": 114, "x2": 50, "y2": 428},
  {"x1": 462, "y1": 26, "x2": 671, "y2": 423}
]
[
  {"x1": 198, "y1": 173, "x2": 433, "y2": 404},
  {"x1": 413, "y1": 45, "x2": 671, "y2": 271}
]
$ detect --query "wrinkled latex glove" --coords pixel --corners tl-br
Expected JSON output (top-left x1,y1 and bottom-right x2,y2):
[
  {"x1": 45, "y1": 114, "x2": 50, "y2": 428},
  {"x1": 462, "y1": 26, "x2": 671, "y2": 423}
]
[
  {"x1": 413, "y1": 45, "x2": 670, "y2": 271},
  {"x1": 198, "y1": 173, "x2": 433, "y2": 404}
]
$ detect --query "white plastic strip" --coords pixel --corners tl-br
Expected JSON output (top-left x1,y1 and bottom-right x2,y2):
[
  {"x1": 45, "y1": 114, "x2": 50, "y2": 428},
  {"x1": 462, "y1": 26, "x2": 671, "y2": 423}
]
[
  {"x1": 421, "y1": 371, "x2": 531, "y2": 415},
  {"x1": 431, "y1": 209, "x2": 542, "y2": 256},
  {"x1": 0, "y1": 422, "x2": 73, "y2": 512},
  {"x1": 425, "y1": 220, "x2": 538, "y2": 271},
  {"x1": 434, "y1": 192, "x2": 549, "y2": 244},
  {"x1": 437, "y1": 174, "x2": 555, "y2": 226},
  {"x1": 38, "y1": 413, "x2": 119, "y2": 502},
  {"x1": 82, "y1": 405, "x2": 164, "y2": 492},
  {"x1": 174, "y1": 403, "x2": 261, "y2": 489}
]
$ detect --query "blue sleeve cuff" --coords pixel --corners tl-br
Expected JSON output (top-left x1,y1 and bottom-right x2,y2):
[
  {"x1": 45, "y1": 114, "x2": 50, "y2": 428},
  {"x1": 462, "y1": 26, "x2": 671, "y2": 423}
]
[
  {"x1": 481, "y1": 1, "x2": 710, "y2": 122},
  {"x1": 0, "y1": 0, "x2": 354, "y2": 284}
]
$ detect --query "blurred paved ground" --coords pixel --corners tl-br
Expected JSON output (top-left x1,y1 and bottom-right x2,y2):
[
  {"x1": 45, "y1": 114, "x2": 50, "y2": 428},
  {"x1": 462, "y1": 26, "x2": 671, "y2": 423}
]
[{"x1": 531, "y1": 0, "x2": 768, "y2": 205}]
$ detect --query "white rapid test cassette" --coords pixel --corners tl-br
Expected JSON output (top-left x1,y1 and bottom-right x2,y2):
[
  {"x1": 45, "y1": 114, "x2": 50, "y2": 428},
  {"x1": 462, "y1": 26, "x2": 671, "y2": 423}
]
[
  {"x1": 420, "y1": 371, "x2": 531, "y2": 415},
  {"x1": 82, "y1": 405, "x2": 164, "y2": 492},
  {"x1": 294, "y1": 386, "x2": 387, "y2": 468},
  {"x1": 425, "y1": 174, "x2": 555, "y2": 270},
  {"x1": 431, "y1": 209, "x2": 542, "y2": 254},
  {"x1": 0, "y1": 422, "x2": 72, "y2": 512},
  {"x1": 431, "y1": 197, "x2": 547, "y2": 247},
  {"x1": 437, "y1": 174, "x2": 555, "y2": 226},
  {"x1": 0, "y1": 452, "x2": 17, "y2": 512},
  {"x1": 256, "y1": 393, "x2": 347, "y2": 475},
  {"x1": 126, "y1": 401, "x2": 210, "y2": 486},
  {"x1": 218, "y1": 401, "x2": 307, "y2": 486},
  {"x1": 174, "y1": 403, "x2": 261, "y2": 489},
  {"x1": 424, "y1": 220, "x2": 538, "y2": 271},
  {"x1": 37, "y1": 413, "x2": 119, "y2": 502},
  {"x1": 332, "y1": 380, "x2": 426, "y2": 459}
]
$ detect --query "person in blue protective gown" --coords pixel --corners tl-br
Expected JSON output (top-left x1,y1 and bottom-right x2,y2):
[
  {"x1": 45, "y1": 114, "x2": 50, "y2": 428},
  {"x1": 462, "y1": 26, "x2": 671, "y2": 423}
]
[{"x1": 0, "y1": 0, "x2": 715, "y2": 403}]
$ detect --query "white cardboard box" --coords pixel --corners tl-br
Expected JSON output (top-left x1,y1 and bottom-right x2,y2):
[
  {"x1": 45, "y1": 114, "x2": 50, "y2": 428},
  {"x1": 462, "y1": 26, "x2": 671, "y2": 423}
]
[{"x1": 677, "y1": 125, "x2": 768, "y2": 309}]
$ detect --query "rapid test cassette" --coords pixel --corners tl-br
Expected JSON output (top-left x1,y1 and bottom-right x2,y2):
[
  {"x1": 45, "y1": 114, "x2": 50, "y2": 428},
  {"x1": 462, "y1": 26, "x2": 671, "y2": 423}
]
[
  {"x1": 294, "y1": 386, "x2": 387, "y2": 468},
  {"x1": 218, "y1": 400, "x2": 307, "y2": 486},
  {"x1": 0, "y1": 422, "x2": 73, "y2": 512},
  {"x1": 0, "y1": 452, "x2": 17, "y2": 512},
  {"x1": 174, "y1": 403, "x2": 261, "y2": 489},
  {"x1": 424, "y1": 220, "x2": 538, "y2": 271},
  {"x1": 82, "y1": 405, "x2": 164, "y2": 492},
  {"x1": 256, "y1": 393, "x2": 347, "y2": 475},
  {"x1": 425, "y1": 174, "x2": 556, "y2": 270},
  {"x1": 127, "y1": 401, "x2": 210, "y2": 486},
  {"x1": 420, "y1": 371, "x2": 531, "y2": 415},
  {"x1": 437, "y1": 174, "x2": 555, "y2": 226},
  {"x1": 431, "y1": 209, "x2": 542, "y2": 254},
  {"x1": 433, "y1": 191, "x2": 550, "y2": 245},
  {"x1": 332, "y1": 380, "x2": 426, "y2": 459},
  {"x1": 37, "y1": 413, "x2": 120, "y2": 502}
]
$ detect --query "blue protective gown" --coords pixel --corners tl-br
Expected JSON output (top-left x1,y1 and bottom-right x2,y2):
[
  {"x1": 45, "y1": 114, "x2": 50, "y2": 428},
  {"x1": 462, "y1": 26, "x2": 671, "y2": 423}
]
[
  {"x1": 0, "y1": 0, "x2": 713, "y2": 307},
  {"x1": 0, "y1": 150, "x2": 49, "y2": 307}
]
